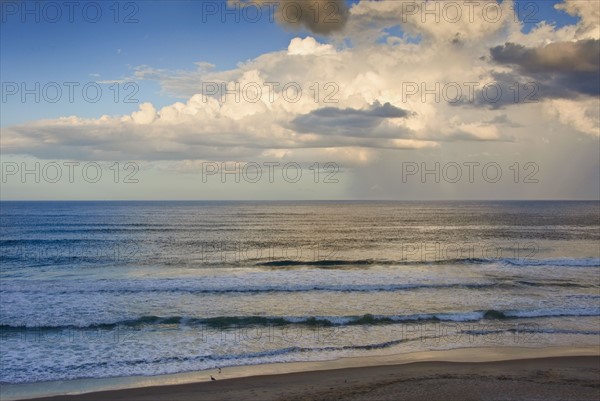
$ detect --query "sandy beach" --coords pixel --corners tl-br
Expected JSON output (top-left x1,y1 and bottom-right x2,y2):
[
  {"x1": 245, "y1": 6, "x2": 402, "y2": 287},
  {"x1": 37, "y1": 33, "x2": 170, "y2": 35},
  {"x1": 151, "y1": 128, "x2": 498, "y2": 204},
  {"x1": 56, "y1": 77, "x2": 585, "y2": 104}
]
[{"x1": 11, "y1": 349, "x2": 600, "y2": 401}]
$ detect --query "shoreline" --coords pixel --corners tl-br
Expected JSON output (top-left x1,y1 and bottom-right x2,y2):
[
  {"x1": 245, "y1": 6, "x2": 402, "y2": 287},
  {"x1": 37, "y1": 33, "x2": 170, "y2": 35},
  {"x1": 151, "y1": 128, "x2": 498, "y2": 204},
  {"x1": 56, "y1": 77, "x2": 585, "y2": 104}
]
[{"x1": 3, "y1": 346, "x2": 599, "y2": 401}]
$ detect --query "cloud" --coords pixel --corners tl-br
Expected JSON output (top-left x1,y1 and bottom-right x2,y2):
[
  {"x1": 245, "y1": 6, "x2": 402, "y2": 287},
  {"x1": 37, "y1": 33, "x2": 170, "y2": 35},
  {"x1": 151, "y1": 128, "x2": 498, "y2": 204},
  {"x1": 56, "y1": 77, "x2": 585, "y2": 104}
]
[
  {"x1": 344, "y1": 0, "x2": 519, "y2": 44},
  {"x1": 450, "y1": 122, "x2": 510, "y2": 142},
  {"x1": 545, "y1": 98, "x2": 600, "y2": 136},
  {"x1": 554, "y1": 0, "x2": 600, "y2": 40},
  {"x1": 288, "y1": 36, "x2": 335, "y2": 55},
  {"x1": 4, "y1": 0, "x2": 600, "y2": 165},
  {"x1": 491, "y1": 40, "x2": 599, "y2": 74},
  {"x1": 230, "y1": 0, "x2": 349, "y2": 35},
  {"x1": 291, "y1": 101, "x2": 412, "y2": 135},
  {"x1": 485, "y1": 114, "x2": 521, "y2": 128},
  {"x1": 490, "y1": 40, "x2": 600, "y2": 99}
]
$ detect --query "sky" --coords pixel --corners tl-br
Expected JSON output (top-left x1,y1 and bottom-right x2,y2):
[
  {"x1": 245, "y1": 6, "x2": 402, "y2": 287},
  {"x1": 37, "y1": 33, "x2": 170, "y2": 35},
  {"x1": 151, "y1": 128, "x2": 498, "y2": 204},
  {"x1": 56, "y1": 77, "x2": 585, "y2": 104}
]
[{"x1": 1, "y1": 0, "x2": 599, "y2": 200}]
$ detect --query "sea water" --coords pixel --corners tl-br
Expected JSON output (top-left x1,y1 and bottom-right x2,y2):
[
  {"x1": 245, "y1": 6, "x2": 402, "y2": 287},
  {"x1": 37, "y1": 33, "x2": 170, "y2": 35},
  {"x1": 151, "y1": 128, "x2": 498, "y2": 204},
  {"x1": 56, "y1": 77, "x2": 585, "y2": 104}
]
[{"x1": 1, "y1": 201, "x2": 599, "y2": 384}]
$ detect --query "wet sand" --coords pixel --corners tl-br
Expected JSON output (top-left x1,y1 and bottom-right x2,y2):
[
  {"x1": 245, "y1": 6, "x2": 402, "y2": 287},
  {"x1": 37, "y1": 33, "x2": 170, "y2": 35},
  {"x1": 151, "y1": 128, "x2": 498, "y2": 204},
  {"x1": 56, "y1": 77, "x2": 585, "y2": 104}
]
[{"x1": 16, "y1": 355, "x2": 600, "y2": 401}]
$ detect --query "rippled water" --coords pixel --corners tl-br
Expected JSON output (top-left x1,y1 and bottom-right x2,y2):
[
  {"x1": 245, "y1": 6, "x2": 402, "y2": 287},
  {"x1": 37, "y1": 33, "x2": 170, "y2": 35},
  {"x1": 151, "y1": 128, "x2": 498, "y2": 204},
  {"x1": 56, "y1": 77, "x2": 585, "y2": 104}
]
[{"x1": 1, "y1": 201, "x2": 599, "y2": 383}]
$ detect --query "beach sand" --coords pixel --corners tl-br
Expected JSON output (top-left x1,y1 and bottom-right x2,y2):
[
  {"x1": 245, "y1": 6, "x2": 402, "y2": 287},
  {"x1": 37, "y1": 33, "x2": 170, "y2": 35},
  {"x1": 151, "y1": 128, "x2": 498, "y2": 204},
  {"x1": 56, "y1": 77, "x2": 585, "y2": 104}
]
[{"x1": 16, "y1": 354, "x2": 600, "y2": 401}]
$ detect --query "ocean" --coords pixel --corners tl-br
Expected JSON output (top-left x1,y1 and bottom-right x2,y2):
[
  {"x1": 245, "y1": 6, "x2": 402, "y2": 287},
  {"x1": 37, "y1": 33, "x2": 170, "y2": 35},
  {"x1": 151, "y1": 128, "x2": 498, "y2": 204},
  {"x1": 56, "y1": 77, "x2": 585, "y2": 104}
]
[{"x1": 1, "y1": 201, "x2": 599, "y2": 384}]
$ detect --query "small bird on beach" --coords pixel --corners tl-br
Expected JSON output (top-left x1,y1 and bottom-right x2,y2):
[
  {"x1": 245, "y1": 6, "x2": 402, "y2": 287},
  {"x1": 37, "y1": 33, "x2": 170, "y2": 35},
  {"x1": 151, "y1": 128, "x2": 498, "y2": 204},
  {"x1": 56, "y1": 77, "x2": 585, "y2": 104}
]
[
  {"x1": 218, "y1": 368, "x2": 222, "y2": 374},
  {"x1": 210, "y1": 376, "x2": 216, "y2": 381}
]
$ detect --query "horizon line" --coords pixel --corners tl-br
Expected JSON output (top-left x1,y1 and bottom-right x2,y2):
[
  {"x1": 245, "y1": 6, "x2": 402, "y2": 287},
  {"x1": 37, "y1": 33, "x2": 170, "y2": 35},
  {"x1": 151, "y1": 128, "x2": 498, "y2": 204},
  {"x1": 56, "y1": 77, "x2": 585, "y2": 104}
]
[{"x1": 1, "y1": 199, "x2": 599, "y2": 202}]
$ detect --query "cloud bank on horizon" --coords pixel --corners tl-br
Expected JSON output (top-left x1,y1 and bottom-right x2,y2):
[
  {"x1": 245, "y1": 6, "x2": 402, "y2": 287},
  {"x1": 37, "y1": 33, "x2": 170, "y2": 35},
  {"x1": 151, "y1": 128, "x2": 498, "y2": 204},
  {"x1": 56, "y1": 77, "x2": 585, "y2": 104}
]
[{"x1": 1, "y1": 0, "x2": 599, "y2": 199}]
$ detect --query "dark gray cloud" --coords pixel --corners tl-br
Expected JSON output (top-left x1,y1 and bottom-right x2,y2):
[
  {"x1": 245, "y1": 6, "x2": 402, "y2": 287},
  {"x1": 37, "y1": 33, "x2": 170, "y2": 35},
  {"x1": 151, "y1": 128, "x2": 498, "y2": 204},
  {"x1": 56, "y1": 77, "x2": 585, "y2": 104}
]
[
  {"x1": 276, "y1": 0, "x2": 349, "y2": 34},
  {"x1": 291, "y1": 102, "x2": 514, "y2": 143},
  {"x1": 450, "y1": 40, "x2": 599, "y2": 109},
  {"x1": 291, "y1": 102, "x2": 412, "y2": 137},
  {"x1": 231, "y1": 0, "x2": 349, "y2": 35},
  {"x1": 490, "y1": 40, "x2": 599, "y2": 74},
  {"x1": 489, "y1": 40, "x2": 600, "y2": 100}
]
